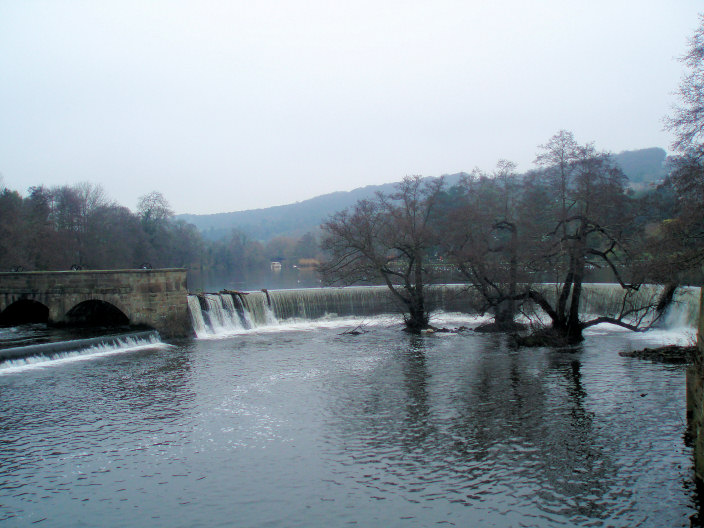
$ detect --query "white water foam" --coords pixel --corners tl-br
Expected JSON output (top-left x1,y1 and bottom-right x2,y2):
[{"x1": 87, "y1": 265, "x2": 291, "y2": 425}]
[
  {"x1": 581, "y1": 291, "x2": 699, "y2": 346},
  {"x1": 188, "y1": 285, "x2": 700, "y2": 343},
  {"x1": 0, "y1": 335, "x2": 170, "y2": 375},
  {"x1": 190, "y1": 309, "x2": 494, "y2": 340},
  {"x1": 191, "y1": 313, "x2": 400, "y2": 339}
]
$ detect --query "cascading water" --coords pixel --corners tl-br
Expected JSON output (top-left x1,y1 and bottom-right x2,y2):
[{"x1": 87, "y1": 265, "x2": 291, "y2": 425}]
[
  {"x1": 546, "y1": 283, "x2": 701, "y2": 329},
  {"x1": 662, "y1": 286, "x2": 701, "y2": 329},
  {"x1": 188, "y1": 284, "x2": 702, "y2": 338},
  {"x1": 188, "y1": 285, "x2": 481, "y2": 337},
  {"x1": 189, "y1": 291, "x2": 278, "y2": 337},
  {"x1": 187, "y1": 295, "x2": 207, "y2": 336},
  {"x1": 198, "y1": 293, "x2": 250, "y2": 333},
  {"x1": 0, "y1": 331, "x2": 169, "y2": 373}
]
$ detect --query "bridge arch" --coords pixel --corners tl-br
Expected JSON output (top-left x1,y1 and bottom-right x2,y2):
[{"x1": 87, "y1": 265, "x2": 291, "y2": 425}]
[
  {"x1": 65, "y1": 300, "x2": 130, "y2": 327},
  {"x1": 0, "y1": 299, "x2": 50, "y2": 326}
]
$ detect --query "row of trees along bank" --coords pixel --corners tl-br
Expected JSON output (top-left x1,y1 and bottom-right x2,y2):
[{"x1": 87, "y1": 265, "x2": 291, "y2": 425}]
[
  {"x1": 0, "y1": 184, "x2": 323, "y2": 274},
  {"x1": 0, "y1": 186, "x2": 204, "y2": 271}
]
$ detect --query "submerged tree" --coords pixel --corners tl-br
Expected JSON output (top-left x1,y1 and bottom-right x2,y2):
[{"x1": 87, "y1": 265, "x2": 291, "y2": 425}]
[
  {"x1": 319, "y1": 176, "x2": 445, "y2": 332},
  {"x1": 441, "y1": 161, "x2": 533, "y2": 330},
  {"x1": 519, "y1": 131, "x2": 658, "y2": 344}
]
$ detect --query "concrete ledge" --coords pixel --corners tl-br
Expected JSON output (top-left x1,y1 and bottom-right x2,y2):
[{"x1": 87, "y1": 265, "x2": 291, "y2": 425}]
[{"x1": 0, "y1": 330, "x2": 159, "y2": 361}]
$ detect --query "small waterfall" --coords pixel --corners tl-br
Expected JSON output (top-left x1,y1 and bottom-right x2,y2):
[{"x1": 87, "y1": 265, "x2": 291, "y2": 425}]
[
  {"x1": 187, "y1": 284, "x2": 701, "y2": 337},
  {"x1": 529, "y1": 283, "x2": 701, "y2": 330},
  {"x1": 240, "y1": 293, "x2": 277, "y2": 326},
  {"x1": 0, "y1": 330, "x2": 165, "y2": 369},
  {"x1": 264, "y1": 285, "x2": 479, "y2": 320},
  {"x1": 189, "y1": 291, "x2": 280, "y2": 337},
  {"x1": 192, "y1": 293, "x2": 249, "y2": 337},
  {"x1": 577, "y1": 283, "x2": 663, "y2": 320},
  {"x1": 188, "y1": 295, "x2": 207, "y2": 335},
  {"x1": 662, "y1": 286, "x2": 701, "y2": 329}
]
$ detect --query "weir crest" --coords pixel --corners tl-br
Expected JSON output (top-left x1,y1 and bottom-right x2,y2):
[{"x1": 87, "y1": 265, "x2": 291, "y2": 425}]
[{"x1": 187, "y1": 284, "x2": 702, "y2": 338}]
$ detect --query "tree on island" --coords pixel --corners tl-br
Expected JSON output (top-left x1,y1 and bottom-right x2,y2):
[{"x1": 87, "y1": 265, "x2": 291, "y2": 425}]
[
  {"x1": 440, "y1": 160, "x2": 534, "y2": 331},
  {"x1": 444, "y1": 131, "x2": 670, "y2": 344},
  {"x1": 319, "y1": 176, "x2": 445, "y2": 333},
  {"x1": 515, "y1": 131, "x2": 661, "y2": 344}
]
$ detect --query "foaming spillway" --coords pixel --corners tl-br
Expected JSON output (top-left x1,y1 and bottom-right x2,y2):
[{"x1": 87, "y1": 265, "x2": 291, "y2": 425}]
[
  {"x1": 189, "y1": 290, "x2": 280, "y2": 337},
  {"x1": 187, "y1": 284, "x2": 702, "y2": 339},
  {"x1": 0, "y1": 331, "x2": 168, "y2": 373},
  {"x1": 188, "y1": 285, "x2": 484, "y2": 337}
]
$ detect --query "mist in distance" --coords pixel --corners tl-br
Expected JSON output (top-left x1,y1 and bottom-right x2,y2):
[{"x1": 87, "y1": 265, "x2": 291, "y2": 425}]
[{"x1": 0, "y1": 1, "x2": 700, "y2": 214}]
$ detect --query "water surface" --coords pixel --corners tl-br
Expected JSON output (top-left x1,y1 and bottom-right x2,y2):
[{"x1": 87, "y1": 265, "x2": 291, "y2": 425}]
[{"x1": 0, "y1": 316, "x2": 699, "y2": 527}]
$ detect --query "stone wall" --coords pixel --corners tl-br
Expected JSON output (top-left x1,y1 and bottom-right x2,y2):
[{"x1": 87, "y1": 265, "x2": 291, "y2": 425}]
[
  {"x1": 0, "y1": 269, "x2": 189, "y2": 338},
  {"x1": 688, "y1": 288, "x2": 704, "y2": 480}
]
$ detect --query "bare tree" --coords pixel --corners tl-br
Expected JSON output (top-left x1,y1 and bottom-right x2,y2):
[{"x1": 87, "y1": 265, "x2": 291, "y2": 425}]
[
  {"x1": 662, "y1": 15, "x2": 704, "y2": 274},
  {"x1": 519, "y1": 132, "x2": 659, "y2": 344},
  {"x1": 667, "y1": 14, "x2": 704, "y2": 158},
  {"x1": 137, "y1": 191, "x2": 173, "y2": 230},
  {"x1": 319, "y1": 176, "x2": 445, "y2": 332},
  {"x1": 441, "y1": 161, "x2": 532, "y2": 330}
]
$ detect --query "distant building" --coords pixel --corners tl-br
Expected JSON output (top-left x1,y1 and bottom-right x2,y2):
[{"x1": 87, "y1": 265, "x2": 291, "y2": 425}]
[{"x1": 297, "y1": 258, "x2": 320, "y2": 268}]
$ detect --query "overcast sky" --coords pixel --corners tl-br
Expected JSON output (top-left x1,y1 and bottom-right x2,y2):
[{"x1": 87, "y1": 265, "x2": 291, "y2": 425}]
[{"x1": 0, "y1": 1, "x2": 701, "y2": 215}]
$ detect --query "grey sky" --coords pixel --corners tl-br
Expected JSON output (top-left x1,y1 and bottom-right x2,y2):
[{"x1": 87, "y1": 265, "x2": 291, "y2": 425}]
[{"x1": 0, "y1": 1, "x2": 700, "y2": 215}]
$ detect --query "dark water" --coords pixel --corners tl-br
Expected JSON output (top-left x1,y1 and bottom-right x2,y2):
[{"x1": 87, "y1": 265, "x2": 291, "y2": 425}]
[{"x1": 0, "y1": 317, "x2": 699, "y2": 527}]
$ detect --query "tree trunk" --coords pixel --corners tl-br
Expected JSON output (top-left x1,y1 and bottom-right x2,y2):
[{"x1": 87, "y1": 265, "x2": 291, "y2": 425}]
[
  {"x1": 404, "y1": 297, "x2": 429, "y2": 333},
  {"x1": 656, "y1": 282, "x2": 679, "y2": 314},
  {"x1": 505, "y1": 226, "x2": 518, "y2": 323},
  {"x1": 493, "y1": 300, "x2": 516, "y2": 328},
  {"x1": 403, "y1": 253, "x2": 429, "y2": 333}
]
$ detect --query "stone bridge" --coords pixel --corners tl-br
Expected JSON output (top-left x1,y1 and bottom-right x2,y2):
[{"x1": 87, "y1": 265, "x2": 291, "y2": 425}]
[{"x1": 0, "y1": 269, "x2": 189, "y2": 337}]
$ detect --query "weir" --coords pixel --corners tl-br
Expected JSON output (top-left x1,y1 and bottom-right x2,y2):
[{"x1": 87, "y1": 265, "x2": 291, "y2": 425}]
[
  {"x1": 188, "y1": 283, "x2": 702, "y2": 338},
  {"x1": 189, "y1": 285, "x2": 483, "y2": 337},
  {"x1": 0, "y1": 330, "x2": 160, "y2": 361}
]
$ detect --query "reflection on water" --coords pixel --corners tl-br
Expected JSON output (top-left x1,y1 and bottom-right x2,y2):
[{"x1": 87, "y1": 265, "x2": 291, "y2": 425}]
[{"x1": 0, "y1": 319, "x2": 700, "y2": 527}]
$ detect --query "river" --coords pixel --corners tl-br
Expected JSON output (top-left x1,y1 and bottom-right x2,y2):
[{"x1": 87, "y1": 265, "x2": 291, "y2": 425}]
[{"x1": 0, "y1": 289, "x2": 701, "y2": 527}]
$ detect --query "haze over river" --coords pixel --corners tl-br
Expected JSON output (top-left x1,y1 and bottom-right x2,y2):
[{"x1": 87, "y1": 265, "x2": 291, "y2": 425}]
[{"x1": 0, "y1": 299, "x2": 701, "y2": 526}]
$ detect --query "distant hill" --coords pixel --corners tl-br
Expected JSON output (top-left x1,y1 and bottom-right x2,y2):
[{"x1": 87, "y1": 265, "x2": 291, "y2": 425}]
[
  {"x1": 177, "y1": 174, "x2": 467, "y2": 241},
  {"x1": 176, "y1": 148, "x2": 668, "y2": 242},
  {"x1": 613, "y1": 147, "x2": 667, "y2": 186}
]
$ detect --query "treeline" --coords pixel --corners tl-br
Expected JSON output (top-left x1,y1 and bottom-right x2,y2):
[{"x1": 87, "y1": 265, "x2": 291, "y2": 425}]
[
  {"x1": 320, "y1": 129, "x2": 702, "y2": 342},
  {"x1": 0, "y1": 182, "x2": 323, "y2": 273}
]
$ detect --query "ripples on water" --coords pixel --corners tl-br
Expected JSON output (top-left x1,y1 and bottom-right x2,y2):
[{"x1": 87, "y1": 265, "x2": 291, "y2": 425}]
[{"x1": 0, "y1": 315, "x2": 700, "y2": 527}]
